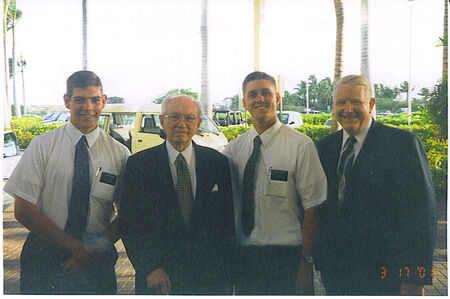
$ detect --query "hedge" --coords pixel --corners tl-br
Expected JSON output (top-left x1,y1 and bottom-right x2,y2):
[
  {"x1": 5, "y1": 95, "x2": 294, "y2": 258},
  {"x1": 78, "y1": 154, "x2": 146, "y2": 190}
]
[{"x1": 9, "y1": 117, "x2": 64, "y2": 149}]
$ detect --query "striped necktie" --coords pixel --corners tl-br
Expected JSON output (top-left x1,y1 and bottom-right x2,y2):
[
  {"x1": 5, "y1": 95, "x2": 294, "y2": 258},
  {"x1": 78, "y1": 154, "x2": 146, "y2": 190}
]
[
  {"x1": 337, "y1": 136, "x2": 356, "y2": 204},
  {"x1": 176, "y1": 153, "x2": 194, "y2": 225}
]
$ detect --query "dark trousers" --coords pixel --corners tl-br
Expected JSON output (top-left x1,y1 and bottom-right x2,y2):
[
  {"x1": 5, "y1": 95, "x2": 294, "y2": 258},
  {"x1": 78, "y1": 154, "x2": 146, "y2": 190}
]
[
  {"x1": 20, "y1": 232, "x2": 118, "y2": 295},
  {"x1": 234, "y1": 245, "x2": 301, "y2": 295}
]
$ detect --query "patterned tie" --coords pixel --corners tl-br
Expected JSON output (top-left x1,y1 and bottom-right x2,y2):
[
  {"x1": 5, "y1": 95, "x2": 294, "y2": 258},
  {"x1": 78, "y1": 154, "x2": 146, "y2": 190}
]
[
  {"x1": 337, "y1": 136, "x2": 357, "y2": 204},
  {"x1": 241, "y1": 135, "x2": 262, "y2": 237},
  {"x1": 65, "y1": 135, "x2": 90, "y2": 240},
  {"x1": 176, "y1": 154, "x2": 194, "y2": 225}
]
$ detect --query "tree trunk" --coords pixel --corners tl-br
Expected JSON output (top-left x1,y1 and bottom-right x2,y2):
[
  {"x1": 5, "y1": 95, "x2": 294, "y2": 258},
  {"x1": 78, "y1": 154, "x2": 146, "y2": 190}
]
[
  {"x1": 3, "y1": 0, "x2": 11, "y2": 127},
  {"x1": 82, "y1": 0, "x2": 87, "y2": 70},
  {"x1": 200, "y1": 0, "x2": 211, "y2": 117},
  {"x1": 443, "y1": 0, "x2": 448, "y2": 79},
  {"x1": 331, "y1": 0, "x2": 344, "y2": 133},
  {"x1": 11, "y1": 17, "x2": 19, "y2": 116},
  {"x1": 360, "y1": 0, "x2": 369, "y2": 79}
]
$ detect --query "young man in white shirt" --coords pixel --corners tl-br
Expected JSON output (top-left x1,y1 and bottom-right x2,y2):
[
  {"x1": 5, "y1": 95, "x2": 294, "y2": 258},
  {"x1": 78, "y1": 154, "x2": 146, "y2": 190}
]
[
  {"x1": 223, "y1": 71, "x2": 327, "y2": 295},
  {"x1": 4, "y1": 71, "x2": 130, "y2": 294}
]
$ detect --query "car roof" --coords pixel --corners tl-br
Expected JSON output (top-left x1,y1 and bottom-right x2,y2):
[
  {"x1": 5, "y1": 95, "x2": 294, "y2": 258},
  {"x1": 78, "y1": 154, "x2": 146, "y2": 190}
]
[{"x1": 102, "y1": 103, "x2": 162, "y2": 113}]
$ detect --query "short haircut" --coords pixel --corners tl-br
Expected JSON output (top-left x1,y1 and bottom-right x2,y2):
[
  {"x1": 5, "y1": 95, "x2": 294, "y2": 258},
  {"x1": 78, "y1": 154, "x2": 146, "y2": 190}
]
[
  {"x1": 161, "y1": 93, "x2": 204, "y2": 119},
  {"x1": 66, "y1": 70, "x2": 103, "y2": 99},
  {"x1": 334, "y1": 74, "x2": 374, "y2": 100},
  {"x1": 242, "y1": 71, "x2": 277, "y2": 95}
]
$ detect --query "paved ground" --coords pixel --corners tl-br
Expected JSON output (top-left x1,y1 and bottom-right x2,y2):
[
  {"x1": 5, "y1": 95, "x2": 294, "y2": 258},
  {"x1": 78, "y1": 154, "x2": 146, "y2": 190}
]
[{"x1": 3, "y1": 202, "x2": 448, "y2": 295}]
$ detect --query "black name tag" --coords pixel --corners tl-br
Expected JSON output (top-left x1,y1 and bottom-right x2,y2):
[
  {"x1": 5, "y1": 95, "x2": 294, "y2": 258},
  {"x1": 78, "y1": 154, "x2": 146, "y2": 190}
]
[
  {"x1": 100, "y1": 172, "x2": 117, "y2": 186},
  {"x1": 271, "y1": 169, "x2": 288, "y2": 182}
]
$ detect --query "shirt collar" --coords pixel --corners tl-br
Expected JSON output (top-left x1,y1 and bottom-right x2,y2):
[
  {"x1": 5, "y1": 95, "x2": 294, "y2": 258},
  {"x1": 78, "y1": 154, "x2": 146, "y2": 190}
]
[
  {"x1": 166, "y1": 141, "x2": 194, "y2": 166},
  {"x1": 249, "y1": 119, "x2": 282, "y2": 147},
  {"x1": 65, "y1": 122, "x2": 100, "y2": 148},
  {"x1": 342, "y1": 117, "x2": 372, "y2": 148}
]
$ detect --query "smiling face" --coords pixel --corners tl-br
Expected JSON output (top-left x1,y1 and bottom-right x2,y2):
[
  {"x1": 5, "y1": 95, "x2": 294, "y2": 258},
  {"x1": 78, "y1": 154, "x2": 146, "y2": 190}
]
[
  {"x1": 64, "y1": 86, "x2": 106, "y2": 134},
  {"x1": 243, "y1": 79, "x2": 280, "y2": 128},
  {"x1": 335, "y1": 84, "x2": 375, "y2": 136},
  {"x1": 159, "y1": 96, "x2": 202, "y2": 152}
]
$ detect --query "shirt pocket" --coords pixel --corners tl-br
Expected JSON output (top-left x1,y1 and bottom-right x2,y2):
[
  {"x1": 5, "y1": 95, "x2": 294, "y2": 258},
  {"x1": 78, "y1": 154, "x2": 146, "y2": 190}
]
[
  {"x1": 264, "y1": 168, "x2": 289, "y2": 198},
  {"x1": 91, "y1": 170, "x2": 117, "y2": 201}
]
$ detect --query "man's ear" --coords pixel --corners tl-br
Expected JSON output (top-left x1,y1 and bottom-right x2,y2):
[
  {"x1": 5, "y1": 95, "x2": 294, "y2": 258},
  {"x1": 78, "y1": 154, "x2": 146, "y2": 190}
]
[
  {"x1": 369, "y1": 97, "x2": 376, "y2": 112},
  {"x1": 63, "y1": 94, "x2": 71, "y2": 109},
  {"x1": 242, "y1": 97, "x2": 248, "y2": 110},
  {"x1": 102, "y1": 94, "x2": 107, "y2": 109},
  {"x1": 276, "y1": 92, "x2": 281, "y2": 104}
]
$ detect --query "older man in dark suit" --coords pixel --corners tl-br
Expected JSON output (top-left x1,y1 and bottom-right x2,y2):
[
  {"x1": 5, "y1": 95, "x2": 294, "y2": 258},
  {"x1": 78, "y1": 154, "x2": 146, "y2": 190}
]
[
  {"x1": 315, "y1": 75, "x2": 437, "y2": 295},
  {"x1": 119, "y1": 94, "x2": 235, "y2": 295}
]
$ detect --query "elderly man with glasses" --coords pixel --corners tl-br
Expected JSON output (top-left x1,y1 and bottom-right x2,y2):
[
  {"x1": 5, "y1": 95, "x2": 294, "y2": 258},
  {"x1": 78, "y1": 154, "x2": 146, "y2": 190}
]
[{"x1": 119, "y1": 94, "x2": 235, "y2": 295}]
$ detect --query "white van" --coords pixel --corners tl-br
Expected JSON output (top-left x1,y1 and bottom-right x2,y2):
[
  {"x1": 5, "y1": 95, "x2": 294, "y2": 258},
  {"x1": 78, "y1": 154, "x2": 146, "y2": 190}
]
[
  {"x1": 99, "y1": 104, "x2": 228, "y2": 154},
  {"x1": 278, "y1": 111, "x2": 303, "y2": 128}
]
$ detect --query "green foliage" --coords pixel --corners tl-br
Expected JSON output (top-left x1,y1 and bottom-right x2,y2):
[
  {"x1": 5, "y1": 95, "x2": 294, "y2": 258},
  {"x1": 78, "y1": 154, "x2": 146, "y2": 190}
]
[
  {"x1": 301, "y1": 113, "x2": 331, "y2": 125},
  {"x1": 376, "y1": 112, "x2": 429, "y2": 126},
  {"x1": 220, "y1": 125, "x2": 252, "y2": 142},
  {"x1": 297, "y1": 124, "x2": 330, "y2": 143},
  {"x1": 152, "y1": 88, "x2": 198, "y2": 104},
  {"x1": 423, "y1": 77, "x2": 448, "y2": 139},
  {"x1": 9, "y1": 117, "x2": 63, "y2": 148}
]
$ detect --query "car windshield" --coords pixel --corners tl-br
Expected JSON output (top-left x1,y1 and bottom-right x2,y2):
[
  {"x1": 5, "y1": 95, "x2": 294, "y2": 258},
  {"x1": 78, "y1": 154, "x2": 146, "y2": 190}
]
[
  {"x1": 277, "y1": 113, "x2": 289, "y2": 124},
  {"x1": 197, "y1": 115, "x2": 220, "y2": 134}
]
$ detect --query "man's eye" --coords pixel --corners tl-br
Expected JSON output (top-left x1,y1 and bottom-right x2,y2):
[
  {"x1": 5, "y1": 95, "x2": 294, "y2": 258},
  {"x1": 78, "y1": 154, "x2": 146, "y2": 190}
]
[
  {"x1": 248, "y1": 92, "x2": 257, "y2": 98},
  {"x1": 261, "y1": 90, "x2": 271, "y2": 96},
  {"x1": 185, "y1": 116, "x2": 196, "y2": 121},
  {"x1": 169, "y1": 115, "x2": 181, "y2": 121}
]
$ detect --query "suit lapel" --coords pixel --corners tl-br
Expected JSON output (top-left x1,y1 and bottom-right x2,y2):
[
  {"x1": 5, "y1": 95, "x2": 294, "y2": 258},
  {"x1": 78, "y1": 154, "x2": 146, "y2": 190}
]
[
  {"x1": 157, "y1": 142, "x2": 180, "y2": 214},
  {"x1": 351, "y1": 120, "x2": 380, "y2": 172},
  {"x1": 191, "y1": 143, "x2": 207, "y2": 222}
]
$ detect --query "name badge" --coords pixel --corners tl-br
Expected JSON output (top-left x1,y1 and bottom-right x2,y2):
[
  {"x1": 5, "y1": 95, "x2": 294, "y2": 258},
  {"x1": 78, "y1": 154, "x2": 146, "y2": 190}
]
[
  {"x1": 271, "y1": 169, "x2": 288, "y2": 182},
  {"x1": 100, "y1": 172, "x2": 117, "y2": 186}
]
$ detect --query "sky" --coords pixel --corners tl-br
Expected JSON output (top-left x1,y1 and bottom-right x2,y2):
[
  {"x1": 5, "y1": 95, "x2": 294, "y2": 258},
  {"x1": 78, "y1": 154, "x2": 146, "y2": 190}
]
[{"x1": 3, "y1": 0, "x2": 445, "y2": 108}]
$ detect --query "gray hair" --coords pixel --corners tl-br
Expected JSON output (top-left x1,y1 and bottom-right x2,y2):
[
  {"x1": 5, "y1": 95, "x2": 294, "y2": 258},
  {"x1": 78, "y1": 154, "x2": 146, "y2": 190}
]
[
  {"x1": 334, "y1": 74, "x2": 374, "y2": 100},
  {"x1": 160, "y1": 93, "x2": 204, "y2": 119}
]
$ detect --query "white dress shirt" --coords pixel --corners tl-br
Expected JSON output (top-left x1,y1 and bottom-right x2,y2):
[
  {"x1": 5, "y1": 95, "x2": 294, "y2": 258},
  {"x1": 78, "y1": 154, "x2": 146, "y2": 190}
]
[
  {"x1": 4, "y1": 122, "x2": 130, "y2": 234},
  {"x1": 166, "y1": 141, "x2": 197, "y2": 198},
  {"x1": 341, "y1": 117, "x2": 373, "y2": 161},
  {"x1": 223, "y1": 120, "x2": 327, "y2": 246}
]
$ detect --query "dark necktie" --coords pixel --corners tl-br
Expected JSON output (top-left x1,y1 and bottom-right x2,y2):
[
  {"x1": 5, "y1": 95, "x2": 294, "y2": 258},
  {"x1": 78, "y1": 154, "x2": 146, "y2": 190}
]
[
  {"x1": 65, "y1": 135, "x2": 91, "y2": 240},
  {"x1": 176, "y1": 154, "x2": 194, "y2": 225},
  {"x1": 241, "y1": 135, "x2": 262, "y2": 237},
  {"x1": 337, "y1": 136, "x2": 357, "y2": 204}
]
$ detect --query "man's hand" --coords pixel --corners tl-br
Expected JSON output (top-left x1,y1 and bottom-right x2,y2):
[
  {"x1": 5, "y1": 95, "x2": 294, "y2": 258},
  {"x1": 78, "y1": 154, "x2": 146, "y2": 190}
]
[
  {"x1": 295, "y1": 260, "x2": 314, "y2": 295},
  {"x1": 147, "y1": 268, "x2": 171, "y2": 294},
  {"x1": 67, "y1": 238, "x2": 95, "y2": 265},
  {"x1": 400, "y1": 282, "x2": 424, "y2": 296},
  {"x1": 61, "y1": 257, "x2": 83, "y2": 274}
]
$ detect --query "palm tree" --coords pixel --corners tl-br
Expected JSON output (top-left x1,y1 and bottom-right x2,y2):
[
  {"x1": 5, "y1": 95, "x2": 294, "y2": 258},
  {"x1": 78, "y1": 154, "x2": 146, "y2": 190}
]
[
  {"x1": 200, "y1": 0, "x2": 211, "y2": 117},
  {"x1": 82, "y1": 0, "x2": 87, "y2": 70},
  {"x1": 443, "y1": 0, "x2": 448, "y2": 79},
  {"x1": 3, "y1": 0, "x2": 11, "y2": 126},
  {"x1": 360, "y1": 0, "x2": 369, "y2": 78},
  {"x1": 330, "y1": 0, "x2": 344, "y2": 133},
  {"x1": 3, "y1": 0, "x2": 22, "y2": 118}
]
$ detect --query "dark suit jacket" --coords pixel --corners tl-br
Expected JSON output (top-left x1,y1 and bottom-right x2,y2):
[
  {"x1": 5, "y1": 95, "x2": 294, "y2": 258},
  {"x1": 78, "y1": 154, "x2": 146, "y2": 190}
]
[
  {"x1": 119, "y1": 142, "x2": 235, "y2": 294},
  {"x1": 315, "y1": 120, "x2": 436, "y2": 294}
]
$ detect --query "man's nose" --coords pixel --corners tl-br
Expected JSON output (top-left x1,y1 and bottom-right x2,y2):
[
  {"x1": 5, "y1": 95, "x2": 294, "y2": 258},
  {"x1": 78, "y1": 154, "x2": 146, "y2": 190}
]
[
  {"x1": 84, "y1": 99, "x2": 95, "y2": 109},
  {"x1": 344, "y1": 101, "x2": 353, "y2": 112}
]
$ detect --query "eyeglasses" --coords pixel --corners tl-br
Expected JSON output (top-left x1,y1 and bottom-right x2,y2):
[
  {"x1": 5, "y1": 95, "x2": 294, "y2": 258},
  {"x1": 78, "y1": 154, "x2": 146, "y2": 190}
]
[{"x1": 163, "y1": 114, "x2": 198, "y2": 124}]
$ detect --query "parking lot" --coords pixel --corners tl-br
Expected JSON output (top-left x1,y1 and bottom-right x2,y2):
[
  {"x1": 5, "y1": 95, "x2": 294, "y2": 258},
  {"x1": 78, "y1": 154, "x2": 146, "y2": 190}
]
[{"x1": 3, "y1": 201, "x2": 447, "y2": 295}]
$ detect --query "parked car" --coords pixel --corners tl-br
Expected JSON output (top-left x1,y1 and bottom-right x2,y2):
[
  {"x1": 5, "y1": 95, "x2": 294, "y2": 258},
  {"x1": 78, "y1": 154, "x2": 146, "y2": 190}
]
[
  {"x1": 3, "y1": 131, "x2": 21, "y2": 210},
  {"x1": 278, "y1": 111, "x2": 303, "y2": 128},
  {"x1": 213, "y1": 109, "x2": 245, "y2": 127},
  {"x1": 41, "y1": 112, "x2": 70, "y2": 125},
  {"x1": 100, "y1": 104, "x2": 228, "y2": 153}
]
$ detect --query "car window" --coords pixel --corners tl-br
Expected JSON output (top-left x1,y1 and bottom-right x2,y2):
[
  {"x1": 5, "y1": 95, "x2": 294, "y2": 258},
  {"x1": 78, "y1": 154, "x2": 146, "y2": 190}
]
[
  {"x1": 197, "y1": 115, "x2": 220, "y2": 134},
  {"x1": 4, "y1": 133, "x2": 18, "y2": 157},
  {"x1": 111, "y1": 113, "x2": 136, "y2": 129}
]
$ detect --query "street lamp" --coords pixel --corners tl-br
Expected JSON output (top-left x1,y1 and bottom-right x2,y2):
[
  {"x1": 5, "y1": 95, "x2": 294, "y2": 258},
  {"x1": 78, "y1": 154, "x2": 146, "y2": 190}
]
[{"x1": 17, "y1": 55, "x2": 26, "y2": 115}]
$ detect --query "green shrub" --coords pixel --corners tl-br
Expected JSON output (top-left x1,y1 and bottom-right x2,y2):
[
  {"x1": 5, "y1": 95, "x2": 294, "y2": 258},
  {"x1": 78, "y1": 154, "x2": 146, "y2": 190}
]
[
  {"x1": 221, "y1": 126, "x2": 252, "y2": 142},
  {"x1": 9, "y1": 117, "x2": 64, "y2": 149},
  {"x1": 297, "y1": 124, "x2": 330, "y2": 143},
  {"x1": 376, "y1": 112, "x2": 428, "y2": 126},
  {"x1": 301, "y1": 113, "x2": 332, "y2": 125}
]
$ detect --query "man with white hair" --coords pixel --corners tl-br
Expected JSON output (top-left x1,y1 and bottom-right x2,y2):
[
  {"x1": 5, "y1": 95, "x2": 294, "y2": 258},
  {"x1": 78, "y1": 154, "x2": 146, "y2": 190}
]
[
  {"x1": 315, "y1": 74, "x2": 437, "y2": 295},
  {"x1": 119, "y1": 94, "x2": 235, "y2": 294}
]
